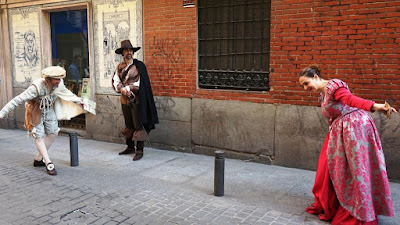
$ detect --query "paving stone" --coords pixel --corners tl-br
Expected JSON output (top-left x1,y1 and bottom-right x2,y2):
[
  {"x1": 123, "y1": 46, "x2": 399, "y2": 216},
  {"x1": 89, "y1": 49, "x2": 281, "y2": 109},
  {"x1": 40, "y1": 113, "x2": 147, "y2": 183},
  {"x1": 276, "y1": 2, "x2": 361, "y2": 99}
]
[
  {"x1": 104, "y1": 220, "x2": 119, "y2": 225},
  {"x1": 32, "y1": 215, "x2": 53, "y2": 224},
  {"x1": 212, "y1": 215, "x2": 231, "y2": 223},
  {"x1": 259, "y1": 215, "x2": 276, "y2": 223},
  {"x1": 271, "y1": 222, "x2": 286, "y2": 225},
  {"x1": 191, "y1": 210, "x2": 208, "y2": 218},
  {"x1": 228, "y1": 217, "x2": 243, "y2": 224},
  {"x1": 90, "y1": 216, "x2": 113, "y2": 225}
]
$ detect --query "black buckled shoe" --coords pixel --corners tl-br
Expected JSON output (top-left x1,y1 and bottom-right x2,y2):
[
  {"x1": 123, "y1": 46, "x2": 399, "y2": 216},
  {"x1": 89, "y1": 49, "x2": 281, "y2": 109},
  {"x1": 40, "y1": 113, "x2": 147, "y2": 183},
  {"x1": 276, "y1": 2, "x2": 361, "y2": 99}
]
[
  {"x1": 46, "y1": 163, "x2": 57, "y2": 176},
  {"x1": 119, "y1": 148, "x2": 135, "y2": 155},
  {"x1": 33, "y1": 159, "x2": 46, "y2": 167}
]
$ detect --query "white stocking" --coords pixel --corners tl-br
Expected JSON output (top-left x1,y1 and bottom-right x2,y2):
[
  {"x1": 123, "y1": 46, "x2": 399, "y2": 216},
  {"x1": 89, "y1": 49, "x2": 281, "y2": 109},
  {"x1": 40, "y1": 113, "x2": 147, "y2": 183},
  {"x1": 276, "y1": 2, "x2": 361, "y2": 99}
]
[{"x1": 34, "y1": 134, "x2": 56, "y2": 164}]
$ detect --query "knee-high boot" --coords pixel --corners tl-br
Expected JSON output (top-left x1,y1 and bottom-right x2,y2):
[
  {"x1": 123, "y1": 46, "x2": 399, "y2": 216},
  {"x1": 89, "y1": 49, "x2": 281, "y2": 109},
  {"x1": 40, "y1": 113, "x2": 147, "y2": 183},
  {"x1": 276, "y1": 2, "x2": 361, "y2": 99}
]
[{"x1": 126, "y1": 138, "x2": 135, "y2": 149}]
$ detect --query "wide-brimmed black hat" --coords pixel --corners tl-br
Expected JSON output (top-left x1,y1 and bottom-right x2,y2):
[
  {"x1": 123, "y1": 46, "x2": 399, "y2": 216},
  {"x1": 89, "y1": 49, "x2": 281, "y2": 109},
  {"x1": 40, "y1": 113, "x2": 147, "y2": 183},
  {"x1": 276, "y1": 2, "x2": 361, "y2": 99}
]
[{"x1": 115, "y1": 40, "x2": 141, "y2": 55}]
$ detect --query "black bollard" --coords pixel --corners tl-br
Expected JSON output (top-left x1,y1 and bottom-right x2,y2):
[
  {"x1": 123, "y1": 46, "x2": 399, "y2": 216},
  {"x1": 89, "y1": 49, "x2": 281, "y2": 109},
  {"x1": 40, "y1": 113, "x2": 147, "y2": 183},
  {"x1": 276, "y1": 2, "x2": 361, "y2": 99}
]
[
  {"x1": 214, "y1": 150, "x2": 225, "y2": 197},
  {"x1": 69, "y1": 132, "x2": 79, "y2": 166}
]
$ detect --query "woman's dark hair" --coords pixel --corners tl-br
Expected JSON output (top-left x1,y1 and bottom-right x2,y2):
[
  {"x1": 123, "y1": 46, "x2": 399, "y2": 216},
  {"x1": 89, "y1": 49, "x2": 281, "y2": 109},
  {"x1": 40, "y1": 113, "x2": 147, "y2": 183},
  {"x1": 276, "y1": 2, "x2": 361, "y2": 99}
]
[{"x1": 299, "y1": 64, "x2": 321, "y2": 78}]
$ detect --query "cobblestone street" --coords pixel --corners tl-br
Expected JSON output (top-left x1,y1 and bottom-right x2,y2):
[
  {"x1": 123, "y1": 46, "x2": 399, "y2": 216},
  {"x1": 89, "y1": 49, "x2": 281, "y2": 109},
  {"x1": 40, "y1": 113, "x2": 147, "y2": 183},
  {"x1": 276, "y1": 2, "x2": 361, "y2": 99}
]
[{"x1": 0, "y1": 128, "x2": 398, "y2": 225}]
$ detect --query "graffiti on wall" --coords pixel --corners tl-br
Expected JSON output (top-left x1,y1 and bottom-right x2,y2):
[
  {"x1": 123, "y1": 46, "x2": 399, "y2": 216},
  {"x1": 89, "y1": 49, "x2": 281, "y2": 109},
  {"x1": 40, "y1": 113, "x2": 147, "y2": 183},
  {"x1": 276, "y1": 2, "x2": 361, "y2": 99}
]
[
  {"x1": 148, "y1": 36, "x2": 196, "y2": 89},
  {"x1": 155, "y1": 97, "x2": 179, "y2": 117},
  {"x1": 97, "y1": 95, "x2": 119, "y2": 114},
  {"x1": 10, "y1": 7, "x2": 41, "y2": 86},
  {"x1": 96, "y1": 95, "x2": 123, "y2": 127},
  {"x1": 150, "y1": 37, "x2": 181, "y2": 64}
]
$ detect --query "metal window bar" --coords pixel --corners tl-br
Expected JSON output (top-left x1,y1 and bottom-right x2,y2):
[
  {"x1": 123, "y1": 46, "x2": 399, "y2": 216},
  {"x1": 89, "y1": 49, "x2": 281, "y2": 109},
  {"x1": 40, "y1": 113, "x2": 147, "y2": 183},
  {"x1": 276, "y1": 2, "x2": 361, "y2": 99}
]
[
  {"x1": 219, "y1": 4, "x2": 222, "y2": 71},
  {"x1": 235, "y1": 2, "x2": 238, "y2": 70},
  {"x1": 252, "y1": 1, "x2": 255, "y2": 71}
]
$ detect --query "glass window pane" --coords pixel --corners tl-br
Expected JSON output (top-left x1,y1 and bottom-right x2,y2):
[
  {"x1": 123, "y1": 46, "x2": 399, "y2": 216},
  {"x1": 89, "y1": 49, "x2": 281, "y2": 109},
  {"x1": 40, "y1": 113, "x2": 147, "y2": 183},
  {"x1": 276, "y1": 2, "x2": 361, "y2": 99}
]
[
  {"x1": 50, "y1": 9, "x2": 89, "y2": 128},
  {"x1": 51, "y1": 10, "x2": 89, "y2": 97}
]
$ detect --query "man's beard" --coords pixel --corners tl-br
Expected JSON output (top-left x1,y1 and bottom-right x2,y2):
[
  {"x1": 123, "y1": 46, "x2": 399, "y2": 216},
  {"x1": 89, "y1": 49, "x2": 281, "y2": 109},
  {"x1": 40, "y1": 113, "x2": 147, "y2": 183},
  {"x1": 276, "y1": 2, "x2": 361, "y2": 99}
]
[{"x1": 124, "y1": 54, "x2": 132, "y2": 60}]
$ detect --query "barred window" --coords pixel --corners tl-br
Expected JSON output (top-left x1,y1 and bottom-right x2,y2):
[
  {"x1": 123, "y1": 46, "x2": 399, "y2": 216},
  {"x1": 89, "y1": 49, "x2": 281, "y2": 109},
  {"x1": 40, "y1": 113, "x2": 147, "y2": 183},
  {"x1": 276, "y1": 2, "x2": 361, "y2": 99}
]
[{"x1": 198, "y1": 0, "x2": 271, "y2": 91}]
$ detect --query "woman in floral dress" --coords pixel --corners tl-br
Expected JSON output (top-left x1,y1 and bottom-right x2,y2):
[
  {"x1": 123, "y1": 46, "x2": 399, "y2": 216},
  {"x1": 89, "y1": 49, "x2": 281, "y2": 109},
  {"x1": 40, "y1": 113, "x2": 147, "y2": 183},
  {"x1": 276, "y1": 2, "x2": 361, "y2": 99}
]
[{"x1": 298, "y1": 65, "x2": 396, "y2": 224}]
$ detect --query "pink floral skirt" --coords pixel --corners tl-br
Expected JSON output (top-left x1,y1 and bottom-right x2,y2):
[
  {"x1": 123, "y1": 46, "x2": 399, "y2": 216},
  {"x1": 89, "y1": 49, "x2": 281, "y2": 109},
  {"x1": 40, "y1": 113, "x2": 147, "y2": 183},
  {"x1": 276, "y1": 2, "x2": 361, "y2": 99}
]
[{"x1": 306, "y1": 134, "x2": 378, "y2": 225}]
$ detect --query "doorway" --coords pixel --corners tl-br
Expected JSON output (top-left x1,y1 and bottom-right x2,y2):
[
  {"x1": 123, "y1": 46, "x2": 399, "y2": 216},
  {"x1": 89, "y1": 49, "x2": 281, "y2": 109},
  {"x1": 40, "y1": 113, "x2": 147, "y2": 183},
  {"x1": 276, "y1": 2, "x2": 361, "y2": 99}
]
[{"x1": 50, "y1": 9, "x2": 89, "y2": 129}]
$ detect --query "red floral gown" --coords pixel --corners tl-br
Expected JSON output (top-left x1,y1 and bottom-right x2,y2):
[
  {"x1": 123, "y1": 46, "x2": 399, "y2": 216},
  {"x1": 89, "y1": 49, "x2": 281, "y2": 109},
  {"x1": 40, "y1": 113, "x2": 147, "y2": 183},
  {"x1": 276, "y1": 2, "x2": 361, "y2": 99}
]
[{"x1": 306, "y1": 79, "x2": 395, "y2": 224}]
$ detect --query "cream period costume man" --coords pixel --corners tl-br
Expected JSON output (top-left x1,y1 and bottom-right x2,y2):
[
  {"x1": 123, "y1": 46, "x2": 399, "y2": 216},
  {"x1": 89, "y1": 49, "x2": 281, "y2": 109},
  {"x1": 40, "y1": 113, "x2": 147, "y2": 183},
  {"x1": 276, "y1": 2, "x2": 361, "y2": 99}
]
[{"x1": 0, "y1": 66, "x2": 95, "y2": 175}]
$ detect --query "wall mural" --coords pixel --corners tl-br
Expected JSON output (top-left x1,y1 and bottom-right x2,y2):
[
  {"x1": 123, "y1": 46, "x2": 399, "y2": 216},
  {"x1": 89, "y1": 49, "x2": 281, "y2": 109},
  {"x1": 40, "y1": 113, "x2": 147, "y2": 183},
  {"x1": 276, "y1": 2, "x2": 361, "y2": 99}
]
[
  {"x1": 9, "y1": 7, "x2": 41, "y2": 87},
  {"x1": 18, "y1": 31, "x2": 39, "y2": 67},
  {"x1": 102, "y1": 11, "x2": 129, "y2": 80},
  {"x1": 93, "y1": 0, "x2": 143, "y2": 93}
]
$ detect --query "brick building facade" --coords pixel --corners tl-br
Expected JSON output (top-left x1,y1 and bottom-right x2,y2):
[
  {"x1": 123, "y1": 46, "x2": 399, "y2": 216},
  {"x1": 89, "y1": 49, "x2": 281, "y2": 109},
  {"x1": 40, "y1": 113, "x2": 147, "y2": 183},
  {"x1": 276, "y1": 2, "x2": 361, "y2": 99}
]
[
  {"x1": 1, "y1": 0, "x2": 399, "y2": 179},
  {"x1": 145, "y1": 0, "x2": 400, "y2": 105},
  {"x1": 143, "y1": 0, "x2": 400, "y2": 179}
]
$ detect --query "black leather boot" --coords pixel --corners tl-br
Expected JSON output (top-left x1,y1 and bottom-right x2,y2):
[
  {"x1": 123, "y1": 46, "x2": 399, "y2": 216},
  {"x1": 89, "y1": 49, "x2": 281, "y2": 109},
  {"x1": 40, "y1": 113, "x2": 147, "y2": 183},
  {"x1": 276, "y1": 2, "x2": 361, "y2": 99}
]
[
  {"x1": 133, "y1": 141, "x2": 144, "y2": 161},
  {"x1": 119, "y1": 138, "x2": 135, "y2": 155}
]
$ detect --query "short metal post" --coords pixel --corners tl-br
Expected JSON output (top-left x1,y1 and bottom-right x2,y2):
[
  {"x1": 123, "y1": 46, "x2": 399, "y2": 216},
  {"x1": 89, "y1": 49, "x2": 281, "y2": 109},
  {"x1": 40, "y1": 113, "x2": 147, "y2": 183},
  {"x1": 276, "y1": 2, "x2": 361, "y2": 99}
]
[
  {"x1": 69, "y1": 132, "x2": 79, "y2": 166},
  {"x1": 214, "y1": 151, "x2": 225, "y2": 197}
]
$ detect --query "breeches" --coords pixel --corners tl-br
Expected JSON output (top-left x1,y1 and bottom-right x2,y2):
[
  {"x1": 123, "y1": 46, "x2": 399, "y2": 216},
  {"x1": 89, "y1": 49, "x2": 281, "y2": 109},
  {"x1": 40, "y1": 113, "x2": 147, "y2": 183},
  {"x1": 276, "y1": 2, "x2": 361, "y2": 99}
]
[
  {"x1": 121, "y1": 103, "x2": 143, "y2": 137},
  {"x1": 32, "y1": 108, "x2": 60, "y2": 139}
]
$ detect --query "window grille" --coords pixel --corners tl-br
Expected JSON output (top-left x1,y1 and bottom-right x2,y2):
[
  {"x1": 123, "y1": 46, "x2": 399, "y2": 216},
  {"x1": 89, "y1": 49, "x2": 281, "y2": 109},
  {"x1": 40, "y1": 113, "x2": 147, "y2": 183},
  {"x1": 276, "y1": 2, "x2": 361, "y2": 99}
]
[{"x1": 198, "y1": 0, "x2": 271, "y2": 91}]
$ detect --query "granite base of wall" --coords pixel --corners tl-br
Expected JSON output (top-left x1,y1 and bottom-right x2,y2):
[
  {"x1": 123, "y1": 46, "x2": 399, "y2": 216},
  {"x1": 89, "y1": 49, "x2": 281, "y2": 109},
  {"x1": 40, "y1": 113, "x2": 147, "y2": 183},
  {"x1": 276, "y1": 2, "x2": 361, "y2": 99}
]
[
  {"x1": 371, "y1": 113, "x2": 400, "y2": 180},
  {"x1": 148, "y1": 97, "x2": 399, "y2": 180}
]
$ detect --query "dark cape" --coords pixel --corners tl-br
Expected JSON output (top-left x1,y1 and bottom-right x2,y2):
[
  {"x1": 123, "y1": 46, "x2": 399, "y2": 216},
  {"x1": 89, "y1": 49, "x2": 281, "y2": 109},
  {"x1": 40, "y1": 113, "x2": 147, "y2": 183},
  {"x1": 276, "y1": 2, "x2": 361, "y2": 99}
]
[{"x1": 134, "y1": 59, "x2": 159, "y2": 132}]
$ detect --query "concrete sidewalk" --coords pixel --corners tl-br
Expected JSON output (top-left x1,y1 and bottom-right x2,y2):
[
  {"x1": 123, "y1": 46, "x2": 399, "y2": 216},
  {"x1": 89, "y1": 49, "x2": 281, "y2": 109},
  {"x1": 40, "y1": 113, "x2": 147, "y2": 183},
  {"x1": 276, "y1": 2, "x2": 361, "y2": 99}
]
[{"x1": 0, "y1": 128, "x2": 398, "y2": 225}]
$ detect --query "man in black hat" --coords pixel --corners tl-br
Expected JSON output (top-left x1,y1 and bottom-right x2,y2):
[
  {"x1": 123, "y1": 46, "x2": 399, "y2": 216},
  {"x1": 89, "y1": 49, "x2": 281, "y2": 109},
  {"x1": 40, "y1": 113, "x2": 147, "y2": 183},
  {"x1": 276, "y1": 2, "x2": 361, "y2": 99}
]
[{"x1": 112, "y1": 39, "x2": 159, "y2": 161}]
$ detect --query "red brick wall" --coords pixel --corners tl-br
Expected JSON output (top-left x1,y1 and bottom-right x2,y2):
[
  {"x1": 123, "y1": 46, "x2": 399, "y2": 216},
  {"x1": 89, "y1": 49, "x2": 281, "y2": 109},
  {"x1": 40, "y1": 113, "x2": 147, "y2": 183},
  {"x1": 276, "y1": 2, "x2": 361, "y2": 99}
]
[
  {"x1": 143, "y1": 0, "x2": 197, "y2": 99},
  {"x1": 144, "y1": 0, "x2": 400, "y2": 107}
]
